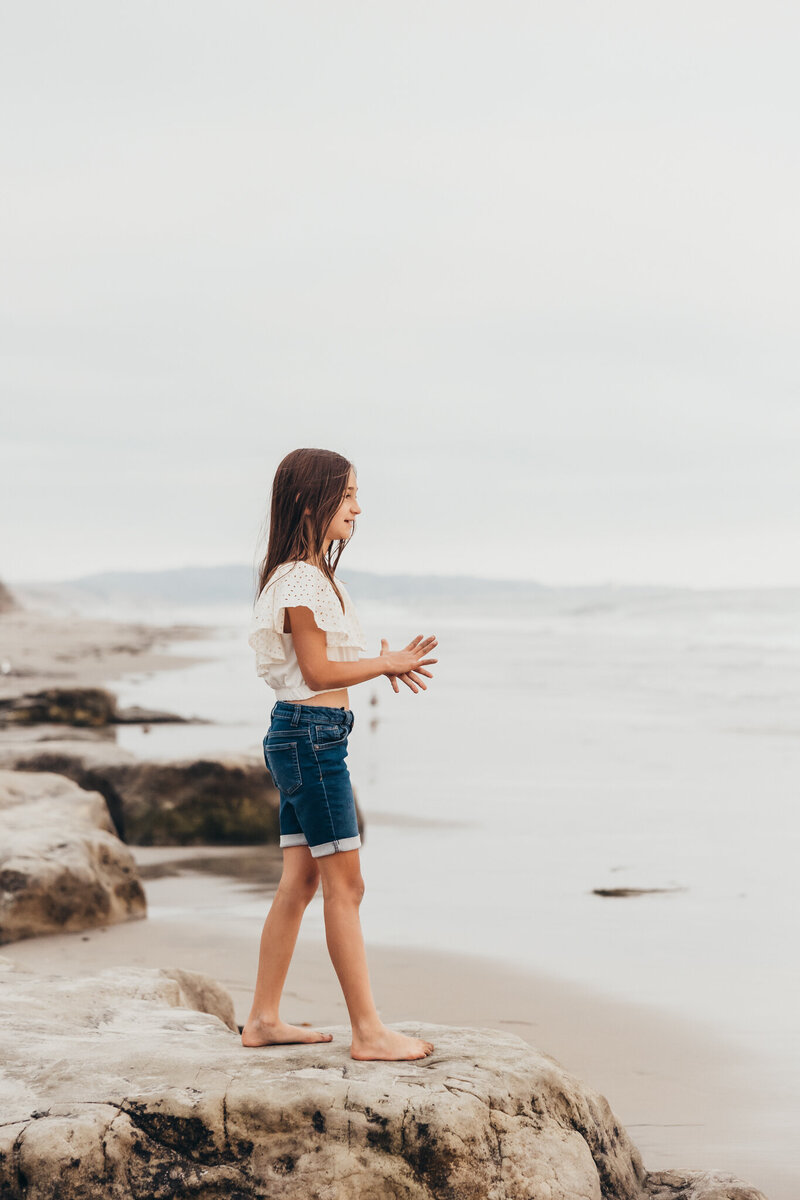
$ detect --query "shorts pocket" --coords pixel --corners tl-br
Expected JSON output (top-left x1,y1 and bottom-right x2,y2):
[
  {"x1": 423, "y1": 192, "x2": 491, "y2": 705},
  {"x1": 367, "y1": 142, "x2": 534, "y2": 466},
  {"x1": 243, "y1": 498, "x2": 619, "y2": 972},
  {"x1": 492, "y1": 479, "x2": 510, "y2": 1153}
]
[
  {"x1": 264, "y1": 738, "x2": 303, "y2": 796},
  {"x1": 312, "y1": 723, "x2": 349, "y2": 750}
]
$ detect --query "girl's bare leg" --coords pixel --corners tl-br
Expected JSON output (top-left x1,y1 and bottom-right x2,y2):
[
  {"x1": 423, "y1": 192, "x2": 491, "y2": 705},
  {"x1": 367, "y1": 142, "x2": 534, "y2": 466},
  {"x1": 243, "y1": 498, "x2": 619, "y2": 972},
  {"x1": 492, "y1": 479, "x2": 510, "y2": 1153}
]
[
  {"x1": 241, "y1": 845, "x2": 333, "y2": 1046},
  {"x1": 316, "y1": 849, "x2": 434, "y2": 1061}
]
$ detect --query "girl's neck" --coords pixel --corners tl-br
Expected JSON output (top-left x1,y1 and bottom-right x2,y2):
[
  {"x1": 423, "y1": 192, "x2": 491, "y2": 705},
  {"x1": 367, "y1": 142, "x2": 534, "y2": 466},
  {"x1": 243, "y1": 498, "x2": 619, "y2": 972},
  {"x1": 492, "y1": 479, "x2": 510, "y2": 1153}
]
[{"x1": 295, "y1": 550, "x2": 330, "y2": 573}]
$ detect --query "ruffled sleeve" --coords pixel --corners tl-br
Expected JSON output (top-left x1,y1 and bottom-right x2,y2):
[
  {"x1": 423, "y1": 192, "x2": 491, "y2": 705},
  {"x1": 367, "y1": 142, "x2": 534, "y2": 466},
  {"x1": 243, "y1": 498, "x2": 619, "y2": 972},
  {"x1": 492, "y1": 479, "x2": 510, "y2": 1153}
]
[{"x1": 247, "y1": 561, "x2": 366, "y2": 678}]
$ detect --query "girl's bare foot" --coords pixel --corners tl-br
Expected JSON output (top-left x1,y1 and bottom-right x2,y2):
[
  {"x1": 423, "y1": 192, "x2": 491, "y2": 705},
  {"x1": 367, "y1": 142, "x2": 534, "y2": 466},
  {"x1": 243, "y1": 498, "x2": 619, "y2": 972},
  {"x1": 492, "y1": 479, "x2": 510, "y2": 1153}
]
[
  {"x1": 350, "y1": 1026, "x2": 435, "y2": 1061},
  {"x1": 241, "y1": 1017, "x2": 333, "y2": 1047}
]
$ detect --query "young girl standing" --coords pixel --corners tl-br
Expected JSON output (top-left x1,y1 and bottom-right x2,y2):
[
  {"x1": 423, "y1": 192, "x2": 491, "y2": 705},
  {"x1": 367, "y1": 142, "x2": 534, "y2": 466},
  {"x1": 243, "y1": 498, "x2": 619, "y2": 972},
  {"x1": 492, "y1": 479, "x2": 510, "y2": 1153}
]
[{"x1": 243, "y1": 447, "x2": 438, "y2": 1062}]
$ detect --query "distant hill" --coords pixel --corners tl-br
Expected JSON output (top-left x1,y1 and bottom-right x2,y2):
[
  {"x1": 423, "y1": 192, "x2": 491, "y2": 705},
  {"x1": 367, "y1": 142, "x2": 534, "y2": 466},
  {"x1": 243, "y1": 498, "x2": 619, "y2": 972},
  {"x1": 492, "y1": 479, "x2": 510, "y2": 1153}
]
[
  {"x1": 14, "y1": 563, "x2": 551, "y2": 609},
  {"x1": 60, "y1": 564, "x2": 256, "y2": 605},
  {"x1": 8, "y1": 566, "x2": 796, "y2": 627}
]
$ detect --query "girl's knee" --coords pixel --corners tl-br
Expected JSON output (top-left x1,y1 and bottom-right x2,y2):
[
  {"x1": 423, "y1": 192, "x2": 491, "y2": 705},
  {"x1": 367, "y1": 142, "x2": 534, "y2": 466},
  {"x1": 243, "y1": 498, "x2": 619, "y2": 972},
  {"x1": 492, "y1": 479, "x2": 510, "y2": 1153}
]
[
  {"x1": 277, "y1": 870, "x2": 320, "y2": 907},
  {"x1": 325, "y1": 877, "x2": 365, "y2": 906},
  {"x1": 319, "y1": 855, "x2": 365, "y2": 904},
  {"x1": 348, "y1": 874, "x2": 366, "y2": 904}
]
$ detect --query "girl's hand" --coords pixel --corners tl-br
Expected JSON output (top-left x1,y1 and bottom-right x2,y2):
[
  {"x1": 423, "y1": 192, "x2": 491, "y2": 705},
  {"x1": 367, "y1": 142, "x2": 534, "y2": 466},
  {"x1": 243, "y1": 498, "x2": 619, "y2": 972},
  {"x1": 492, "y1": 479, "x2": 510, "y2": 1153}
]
[{"x1": 380, "y1": 635, "x2": 438, "y2": 694}]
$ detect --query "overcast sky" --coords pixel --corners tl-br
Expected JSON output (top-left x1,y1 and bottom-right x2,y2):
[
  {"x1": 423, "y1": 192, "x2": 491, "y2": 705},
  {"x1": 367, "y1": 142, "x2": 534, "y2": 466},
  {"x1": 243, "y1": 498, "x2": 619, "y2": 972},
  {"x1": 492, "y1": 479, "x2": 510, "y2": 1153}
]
[{"x1": 2, "y1": 2, "x2": 798, "y2": 588}]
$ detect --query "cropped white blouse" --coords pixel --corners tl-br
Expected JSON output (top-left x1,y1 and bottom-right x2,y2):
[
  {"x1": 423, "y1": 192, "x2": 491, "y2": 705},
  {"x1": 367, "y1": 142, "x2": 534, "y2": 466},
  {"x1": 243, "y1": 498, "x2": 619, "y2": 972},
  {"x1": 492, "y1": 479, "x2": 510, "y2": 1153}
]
[{"x1": 248, "y1": 560, "x2": 367, "y2": 701}]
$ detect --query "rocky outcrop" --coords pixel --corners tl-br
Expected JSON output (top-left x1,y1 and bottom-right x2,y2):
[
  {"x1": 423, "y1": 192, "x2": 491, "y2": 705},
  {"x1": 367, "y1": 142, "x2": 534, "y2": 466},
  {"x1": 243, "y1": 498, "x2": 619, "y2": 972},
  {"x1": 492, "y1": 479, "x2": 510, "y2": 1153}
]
[
  {"x1": 109, "y1": 752, "x2": 288, "y2": 846},
  {"x1": 0, "y1": 685, "x2": 193, "y2": 727},
  {"x1": 0, "y1": 741, "x2": 281, "y2": 844},
  {"x1": 0, "y1": 740, "x2": 141, "y2": 840},
  {"x1": 0, "y1": 740, "x2": 365, "y2": 846},
  {"x1": 0, "y1": 770, "x2": 146, "y2": 945},
  {"x1": 0, "y1": 960, "x2": 767, "y2": 1200}
]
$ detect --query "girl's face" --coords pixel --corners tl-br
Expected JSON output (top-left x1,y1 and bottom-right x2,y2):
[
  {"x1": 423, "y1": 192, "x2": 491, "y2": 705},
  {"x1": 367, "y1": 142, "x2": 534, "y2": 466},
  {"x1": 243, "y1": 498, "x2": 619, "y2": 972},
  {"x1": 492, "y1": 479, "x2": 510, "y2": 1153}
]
[{"x1": 324, "y1": 468, "x2": 361, "y2": 545}]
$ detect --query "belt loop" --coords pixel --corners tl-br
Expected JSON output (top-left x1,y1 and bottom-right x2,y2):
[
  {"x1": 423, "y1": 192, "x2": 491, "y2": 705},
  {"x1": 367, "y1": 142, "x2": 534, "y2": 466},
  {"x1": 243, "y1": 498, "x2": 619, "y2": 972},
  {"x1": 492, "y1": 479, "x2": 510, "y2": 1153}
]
[{"x1": 290, "y1": 705, "x2": 301, "y2": 726}]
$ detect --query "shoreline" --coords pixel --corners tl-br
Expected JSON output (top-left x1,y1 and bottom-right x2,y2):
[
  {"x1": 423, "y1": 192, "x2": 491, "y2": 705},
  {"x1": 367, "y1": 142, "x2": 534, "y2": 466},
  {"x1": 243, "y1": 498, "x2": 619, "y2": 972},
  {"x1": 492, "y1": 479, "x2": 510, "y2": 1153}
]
[
  {"x1": 0, "y1": 596, "x2": 793, "y2": 1197},
  {"x1": 0, "y1": 600, "x2": 215, "y2": 703}
]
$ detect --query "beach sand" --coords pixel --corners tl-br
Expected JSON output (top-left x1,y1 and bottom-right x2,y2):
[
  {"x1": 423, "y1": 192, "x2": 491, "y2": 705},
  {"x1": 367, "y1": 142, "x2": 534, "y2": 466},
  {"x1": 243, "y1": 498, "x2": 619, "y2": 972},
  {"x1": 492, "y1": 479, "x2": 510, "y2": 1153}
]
[
  {"x1": 1, "y1": 597, "x2": 792, "y2": 1198},
  {"x1": 2, "y1": 852, "x2": 790, "y2": 1199},
  {"x1": 0, "y1": 601, "x2": 214, "y2": 702}
]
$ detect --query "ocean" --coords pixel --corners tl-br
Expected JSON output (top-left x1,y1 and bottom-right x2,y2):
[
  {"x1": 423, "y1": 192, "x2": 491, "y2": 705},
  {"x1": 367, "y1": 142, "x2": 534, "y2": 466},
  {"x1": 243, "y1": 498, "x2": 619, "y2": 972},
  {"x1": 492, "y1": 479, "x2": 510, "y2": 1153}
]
[{"x1": 107, "y1": 580, "x2": 800, "y2": 1132}]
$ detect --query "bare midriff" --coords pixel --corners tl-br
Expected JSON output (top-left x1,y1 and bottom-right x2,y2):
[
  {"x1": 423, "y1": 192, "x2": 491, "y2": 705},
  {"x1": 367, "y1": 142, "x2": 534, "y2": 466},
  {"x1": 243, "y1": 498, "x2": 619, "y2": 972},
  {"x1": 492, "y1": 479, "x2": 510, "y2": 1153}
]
[{"x1": 294, "y1": 688, "x2": 350, "y2": 709}]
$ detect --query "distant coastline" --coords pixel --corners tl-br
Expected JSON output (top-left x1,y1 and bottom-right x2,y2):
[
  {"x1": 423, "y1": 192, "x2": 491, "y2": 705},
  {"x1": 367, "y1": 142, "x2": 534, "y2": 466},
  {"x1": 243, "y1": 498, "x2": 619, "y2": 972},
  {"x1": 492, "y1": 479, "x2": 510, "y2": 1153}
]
[{"x1": 9, "y1": 562, "x2": 800, "y2": 615}]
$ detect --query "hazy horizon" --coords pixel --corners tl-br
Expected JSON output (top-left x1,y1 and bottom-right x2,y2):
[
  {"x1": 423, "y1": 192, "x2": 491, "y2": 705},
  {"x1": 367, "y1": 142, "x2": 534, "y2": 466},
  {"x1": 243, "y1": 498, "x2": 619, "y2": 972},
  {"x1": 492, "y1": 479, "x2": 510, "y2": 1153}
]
[{"x1": 9, "y1": 559, "x2": 800, "y2": 598}]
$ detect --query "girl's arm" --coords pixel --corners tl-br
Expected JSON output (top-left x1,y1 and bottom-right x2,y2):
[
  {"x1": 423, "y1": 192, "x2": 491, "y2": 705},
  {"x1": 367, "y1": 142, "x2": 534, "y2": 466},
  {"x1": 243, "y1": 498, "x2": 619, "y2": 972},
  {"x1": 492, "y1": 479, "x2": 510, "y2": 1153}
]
[{"x1": 288, "y1": 606, "x2": 437, "y2": 692}]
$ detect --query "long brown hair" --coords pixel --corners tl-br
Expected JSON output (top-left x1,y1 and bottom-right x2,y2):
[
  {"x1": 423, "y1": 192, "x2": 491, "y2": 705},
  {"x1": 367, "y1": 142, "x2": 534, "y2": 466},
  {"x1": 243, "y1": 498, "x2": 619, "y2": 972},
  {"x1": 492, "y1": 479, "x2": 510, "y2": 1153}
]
[{"x1": 253, "y1": 448, "x2": 356, "y2": 611}]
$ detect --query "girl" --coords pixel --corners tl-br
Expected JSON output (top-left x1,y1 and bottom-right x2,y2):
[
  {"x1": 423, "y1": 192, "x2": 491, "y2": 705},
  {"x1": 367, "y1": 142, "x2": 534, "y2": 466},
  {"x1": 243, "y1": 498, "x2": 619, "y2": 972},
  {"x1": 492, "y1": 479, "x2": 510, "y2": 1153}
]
[{"x1": 242, "y1": 447, "x2": 438, "y2": 1062}]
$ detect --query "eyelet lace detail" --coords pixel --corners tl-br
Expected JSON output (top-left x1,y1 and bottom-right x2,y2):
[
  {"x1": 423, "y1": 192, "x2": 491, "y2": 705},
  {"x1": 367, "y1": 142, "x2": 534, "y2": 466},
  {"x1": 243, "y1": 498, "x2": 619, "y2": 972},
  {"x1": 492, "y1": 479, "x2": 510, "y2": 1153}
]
[{"x1": 248, "y1": 561, "x2": 366, "y2": 679}]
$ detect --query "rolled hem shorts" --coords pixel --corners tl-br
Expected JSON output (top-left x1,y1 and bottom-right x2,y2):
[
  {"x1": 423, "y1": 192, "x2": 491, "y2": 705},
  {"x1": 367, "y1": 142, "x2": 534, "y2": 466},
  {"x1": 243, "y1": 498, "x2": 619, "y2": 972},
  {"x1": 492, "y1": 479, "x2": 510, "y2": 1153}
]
[{"x1": 264, "y1": 701, "x2": 361, "y2": 858}]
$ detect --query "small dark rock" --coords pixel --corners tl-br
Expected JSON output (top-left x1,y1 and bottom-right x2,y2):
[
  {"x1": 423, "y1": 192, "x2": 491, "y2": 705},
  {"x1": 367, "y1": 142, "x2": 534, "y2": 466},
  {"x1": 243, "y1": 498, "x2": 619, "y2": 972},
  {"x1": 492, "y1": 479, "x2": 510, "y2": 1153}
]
[{"x1": 592, "y1": 886, "x2": 687, "y2": 898}]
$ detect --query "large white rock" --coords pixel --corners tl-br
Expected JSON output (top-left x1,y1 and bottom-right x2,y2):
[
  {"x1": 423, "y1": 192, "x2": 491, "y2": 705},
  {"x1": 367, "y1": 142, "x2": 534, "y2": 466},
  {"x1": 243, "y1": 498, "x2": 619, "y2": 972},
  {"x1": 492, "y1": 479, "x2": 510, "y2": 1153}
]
[
  {"x1": 0, "y1": 961, "x2": 767, "y2": 1200},
  {"x1": 0, "y1": 769, "x2": 146, "y2": 943}
]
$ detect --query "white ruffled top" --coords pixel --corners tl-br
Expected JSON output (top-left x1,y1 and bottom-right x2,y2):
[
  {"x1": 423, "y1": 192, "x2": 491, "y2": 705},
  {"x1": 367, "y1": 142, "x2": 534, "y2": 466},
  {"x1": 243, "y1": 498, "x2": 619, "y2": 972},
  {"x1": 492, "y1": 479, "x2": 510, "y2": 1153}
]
[{"x1": 248, "y1": 560, "x2": 367, "y2": 700}]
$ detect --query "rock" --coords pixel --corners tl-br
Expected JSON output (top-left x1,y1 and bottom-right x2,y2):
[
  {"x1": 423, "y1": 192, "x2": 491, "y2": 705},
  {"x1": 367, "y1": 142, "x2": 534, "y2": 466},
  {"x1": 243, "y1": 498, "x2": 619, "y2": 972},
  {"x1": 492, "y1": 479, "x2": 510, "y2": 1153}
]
[
  {"x1": 111, "y1": 753, "x2": 289, "y2": 845},
  {"x1": 0, "y1": 740, "x2": 365, "y2": 847},
  {"x1": 0, "y1": 686, "x2": 193, "y2": 728},
  {"x1": 0, "y1": 687, "x2": 119, "y2": 726},
  {"x1": 0, "y1": 723, "x2": 116, "y2": 745},
  {"x1": 645, "y1": 1170, "x2": 767, "y2": 1199},
  {"x1": 0, "y1": 578, "x2": 19, "y2": 613},
  {"x1": 0, "y1": 741, "x2": 282, "y2": 845},
  {"x1": 113, "y1": 703, "x2": 200, "y2": 724},
  {"x1": 0, "y1": 961, "x2": 767, "y2": 1200},
  {"x1": 591, "y1": 887, "x2": 687, "y2": 898},
  {"x1": 0, "y1": 770, "x2": 146, "y2": 945},
  {"x1": 0, "y1": 739, "x2": 139, "y2": 839}
]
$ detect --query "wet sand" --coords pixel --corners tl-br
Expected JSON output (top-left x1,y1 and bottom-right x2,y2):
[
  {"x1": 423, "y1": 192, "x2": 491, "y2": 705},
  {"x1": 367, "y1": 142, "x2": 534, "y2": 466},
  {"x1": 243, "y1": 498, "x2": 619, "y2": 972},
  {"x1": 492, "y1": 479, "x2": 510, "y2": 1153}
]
[{"x1": 1, "y1": 852, "x2": 790, "y2": 1199}]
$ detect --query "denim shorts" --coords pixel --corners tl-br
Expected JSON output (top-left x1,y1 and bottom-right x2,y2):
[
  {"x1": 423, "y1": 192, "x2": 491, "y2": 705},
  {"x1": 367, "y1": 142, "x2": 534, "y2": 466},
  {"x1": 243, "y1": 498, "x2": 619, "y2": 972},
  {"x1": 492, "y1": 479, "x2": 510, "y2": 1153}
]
[{"x1": 263, "y1": 701, "x2": 361, "y2": 858}]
